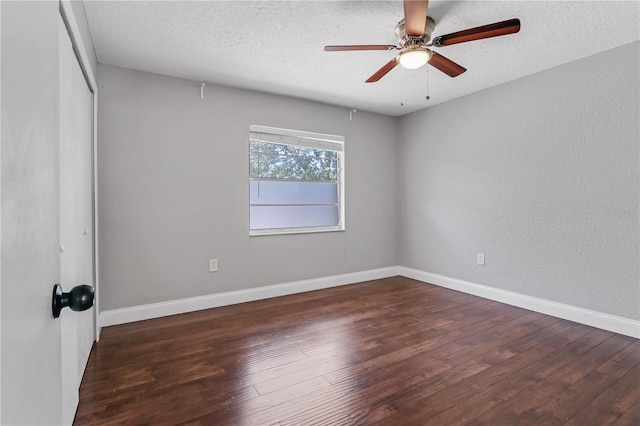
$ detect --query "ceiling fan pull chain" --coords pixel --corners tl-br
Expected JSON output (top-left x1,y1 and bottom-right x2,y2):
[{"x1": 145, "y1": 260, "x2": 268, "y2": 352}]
[
  {"x1": 400, "y1": 66, "x2": 405, "y2": 106},
  {"x1": 425, "y1": 64, "x2": 431, "y2": 101}
]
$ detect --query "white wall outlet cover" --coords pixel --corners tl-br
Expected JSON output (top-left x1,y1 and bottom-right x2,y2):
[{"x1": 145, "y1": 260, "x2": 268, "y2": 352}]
[
  {"x1": 209, "y1": 259, "x2": 218, "y2": 272},
  {"x1": 477, "y1": 254, "x2": 485, "y2": 266}
]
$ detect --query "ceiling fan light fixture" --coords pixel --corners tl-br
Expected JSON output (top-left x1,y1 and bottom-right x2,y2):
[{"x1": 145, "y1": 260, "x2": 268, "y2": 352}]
[{"x1": 399, "y1": 47, "x2": 432, "y2": 69}]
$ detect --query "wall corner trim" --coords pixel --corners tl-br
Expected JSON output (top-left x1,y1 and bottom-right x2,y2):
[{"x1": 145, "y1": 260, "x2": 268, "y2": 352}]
[
  {"x1": 398, "y1": 266, "x2": 640, "y2": 339},
  {"x1": 99, "y1": 266, "x2": 399, "y2": 327}
]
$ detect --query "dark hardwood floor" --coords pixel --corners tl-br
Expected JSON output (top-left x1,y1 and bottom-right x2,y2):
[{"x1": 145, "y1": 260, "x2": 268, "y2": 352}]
[{"x1": 75, "y1": 276, "x2": 640, "y2": 425}]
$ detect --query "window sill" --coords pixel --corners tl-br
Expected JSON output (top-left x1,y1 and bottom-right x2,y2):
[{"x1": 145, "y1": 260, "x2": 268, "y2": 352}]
[{"x1": 249, "y1": 226, "x2": 345, "y2": 237}]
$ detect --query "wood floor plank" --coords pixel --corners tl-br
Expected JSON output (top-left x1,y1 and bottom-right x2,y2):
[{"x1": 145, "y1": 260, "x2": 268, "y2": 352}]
[
  {"x1": 75, "y1": 277, "x2": 639, "y2": 425},
  {"x1": 532, "y1": 338, "x2": 639, "y2": 423},
  {"x1": 360, "y1": 321, "x2": 596, "y2": 425},
  {"x1": 561, "y1": 345, "x2": 640, "y2": 425},
  {"x1": 560, "y1": 365, "x2": 640, "y2": 425},
  {"x1": 378, "y1": 320, "x2": 589, "y2": 425},
  {"x1": 613, "y1": 397, "x2": 640, "y2": 425},
  {"x1": 465, "y1": 330, "x2": 633, "y2": 425}
]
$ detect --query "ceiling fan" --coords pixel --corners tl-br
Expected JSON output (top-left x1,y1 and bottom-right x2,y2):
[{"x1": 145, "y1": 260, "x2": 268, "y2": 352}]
[{"x1": 325, "y1": 0, "x2": 521, "y2": 82}]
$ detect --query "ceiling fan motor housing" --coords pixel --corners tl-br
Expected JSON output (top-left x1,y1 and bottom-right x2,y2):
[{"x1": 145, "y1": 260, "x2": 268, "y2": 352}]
[{"x1": 395, "y1": 16, "x2": 436, "y2": 47}]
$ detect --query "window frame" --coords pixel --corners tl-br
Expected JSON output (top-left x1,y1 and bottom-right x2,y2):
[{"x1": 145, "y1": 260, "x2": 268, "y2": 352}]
[{"x1": 249, "y1": 125, "x2": 345, "y2": 236}]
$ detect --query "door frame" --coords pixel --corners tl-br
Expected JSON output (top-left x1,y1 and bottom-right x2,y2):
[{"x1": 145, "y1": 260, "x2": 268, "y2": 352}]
[
  {"x1": 0, "y1": 4, "x2": 3, "y2": 421},
  {"x1": 59, "y1": 0, "x2": 100, "y2": 340}
]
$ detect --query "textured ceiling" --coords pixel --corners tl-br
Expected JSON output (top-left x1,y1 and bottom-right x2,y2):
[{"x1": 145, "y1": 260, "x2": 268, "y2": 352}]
[{"x1": 84, "y1": 1, "x2": 640, "y2": 117}]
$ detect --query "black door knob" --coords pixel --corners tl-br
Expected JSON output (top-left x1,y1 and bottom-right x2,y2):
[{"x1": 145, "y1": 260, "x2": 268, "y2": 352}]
[{"x1": 52, "y1": 284, "x2": 94, "y2": 318}]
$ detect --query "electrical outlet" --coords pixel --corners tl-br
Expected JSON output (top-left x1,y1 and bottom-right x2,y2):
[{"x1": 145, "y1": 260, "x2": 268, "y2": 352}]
[
  {"x1": 477, "y1": 253, "x2": 485, "y2": 266},
  {"x1": 209, "y1": 259, "x2": 218, "y2": 272}
]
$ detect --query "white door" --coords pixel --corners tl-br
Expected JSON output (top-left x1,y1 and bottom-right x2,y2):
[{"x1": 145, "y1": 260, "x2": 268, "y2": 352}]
[{"x1": 58, "y1": 14, "x2": 95, "y2": 425}]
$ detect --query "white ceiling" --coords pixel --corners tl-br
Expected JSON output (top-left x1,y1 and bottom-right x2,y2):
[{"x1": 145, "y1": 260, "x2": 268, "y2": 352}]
[{"x1": 84, "y1": 1, "x2": 640, "y2": 117}]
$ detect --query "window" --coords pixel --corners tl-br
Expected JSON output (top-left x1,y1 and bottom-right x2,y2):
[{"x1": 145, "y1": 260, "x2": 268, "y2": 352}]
[{"x1": 249, "y1": 125, "x2": 345, "y2": 235}]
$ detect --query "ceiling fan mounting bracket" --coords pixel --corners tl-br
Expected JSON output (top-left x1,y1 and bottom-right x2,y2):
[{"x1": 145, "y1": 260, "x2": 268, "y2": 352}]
[{"x1": 395, "y1": 16, "x2": 436, "y2": 45}]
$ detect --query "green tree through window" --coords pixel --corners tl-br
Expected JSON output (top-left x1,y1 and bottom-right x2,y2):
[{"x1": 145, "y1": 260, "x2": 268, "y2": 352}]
[{"x1": 249, "y1": 141, "x2": 338, "y2": 181}]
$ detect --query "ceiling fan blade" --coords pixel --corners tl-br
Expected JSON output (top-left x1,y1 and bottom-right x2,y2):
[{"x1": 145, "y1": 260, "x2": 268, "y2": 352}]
[
  {"x1": 365, "y1": 58, "x2": 399, "y2": 83},
  {"x1": 432, "y1": 18, "x2": 520, "y2": 47},
  {"x1": 404, "y1": 0, "x2": 429, "y2": 36},
  {"x1": 428, "y1": 52, "x2": 466, "y2": 77},
  {"x1": 324, "y1": 45, "x2": 395, "y2": 51}
]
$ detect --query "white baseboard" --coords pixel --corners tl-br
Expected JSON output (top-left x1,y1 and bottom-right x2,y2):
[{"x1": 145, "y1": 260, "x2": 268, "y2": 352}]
[
  {"x1": 100, "y1": 265, "x2": 639, "y2": 339},
  {"x1": 398, "y1": 266, "x2": 640, "y2": 339},
  {"x1": 99, "y1": 266, "x2": 399, "y2": 327}
]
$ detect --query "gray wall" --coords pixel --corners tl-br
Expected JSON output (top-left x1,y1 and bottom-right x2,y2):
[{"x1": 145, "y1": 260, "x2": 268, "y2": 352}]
[
  {"x1": 1, "y1": 1, "x2": 62, "y2": 424},
  {"x1": 98, "y1": 65, "x2": 398, "y2": 310},
  {"x1": 398, "y1": 41, "x2": 639, "y2": 320}
]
